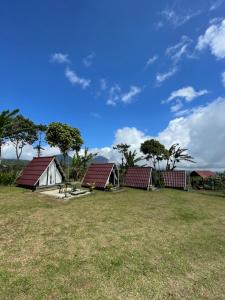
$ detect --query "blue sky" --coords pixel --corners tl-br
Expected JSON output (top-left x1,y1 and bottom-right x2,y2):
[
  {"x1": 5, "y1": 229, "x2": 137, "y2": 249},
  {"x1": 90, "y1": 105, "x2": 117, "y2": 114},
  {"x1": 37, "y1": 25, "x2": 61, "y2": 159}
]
[{"x1": 1, "y1": 0, "x2": 225, "y2": 168}]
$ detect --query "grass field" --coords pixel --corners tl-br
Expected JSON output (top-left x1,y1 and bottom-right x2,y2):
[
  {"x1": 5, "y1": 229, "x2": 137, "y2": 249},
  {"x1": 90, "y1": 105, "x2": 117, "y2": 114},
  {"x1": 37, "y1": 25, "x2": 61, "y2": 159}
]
[{"x1": 0, "y1": 187, "x2": 225, "y2": 299}]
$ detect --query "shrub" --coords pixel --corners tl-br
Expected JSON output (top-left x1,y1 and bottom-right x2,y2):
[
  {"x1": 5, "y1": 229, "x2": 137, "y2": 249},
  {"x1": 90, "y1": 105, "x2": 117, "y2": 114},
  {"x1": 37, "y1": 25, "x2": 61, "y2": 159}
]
[
  {"x1": 105, "y1": 183, "x2": 113, "y2": 192},
  {"x1": 0, "y1": 171, "x2": 17, "y2": 185},
  {"x1": 152, "y1": 171, "x2": 165, "y2": 188}
]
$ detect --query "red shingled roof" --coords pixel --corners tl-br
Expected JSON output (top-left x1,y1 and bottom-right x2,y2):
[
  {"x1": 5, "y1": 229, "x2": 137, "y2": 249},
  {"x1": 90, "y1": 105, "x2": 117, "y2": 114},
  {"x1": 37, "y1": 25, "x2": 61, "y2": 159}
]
[
  {"x1": 124, "y1": 167, "x2": 152, "y2": 189},
  {"x1": 16, "y1": 156, "x2": 64, "y2": 187},
  {"x1": 190, "y1": 170, "x2": 215, "y2": 178},
  {"x1": 82, "y1": 163, "x2": 115, "y2": 189},
  {"x1": 161, "y1": 171, "x2": 186, "y2": 189}
]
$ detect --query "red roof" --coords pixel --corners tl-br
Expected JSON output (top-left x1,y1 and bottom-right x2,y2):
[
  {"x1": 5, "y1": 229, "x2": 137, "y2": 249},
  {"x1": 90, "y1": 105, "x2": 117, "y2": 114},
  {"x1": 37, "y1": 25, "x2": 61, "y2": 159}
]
[
  {"x1": 190, "y1": 170, "x2": 215, "y2": 178},
  {"x1": 124, "y1": 167, "x2": 152, "y2": 189},
  {"x1": 161, "y1": 171, "x2": 186, "y2": 189},
  {"x1": 82, "y1": 163, "x2": 115, "y2": 189},
  {"x1": 16, "y1": 156, "x2": 64, "y2": 187}
]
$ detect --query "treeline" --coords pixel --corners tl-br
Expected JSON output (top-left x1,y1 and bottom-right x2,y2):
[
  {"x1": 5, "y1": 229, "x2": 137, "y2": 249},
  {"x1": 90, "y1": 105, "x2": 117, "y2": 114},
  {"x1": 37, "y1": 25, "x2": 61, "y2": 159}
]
[{"x1": 0, "y1": 108, "x2": 97, "y2": 184}]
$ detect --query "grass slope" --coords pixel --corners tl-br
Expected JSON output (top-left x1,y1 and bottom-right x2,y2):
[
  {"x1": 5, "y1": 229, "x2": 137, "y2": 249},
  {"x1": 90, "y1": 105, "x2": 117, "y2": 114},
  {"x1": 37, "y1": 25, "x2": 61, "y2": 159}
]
[{"x1": 0, "y1": 187, "x2": 225, "y2": 299}]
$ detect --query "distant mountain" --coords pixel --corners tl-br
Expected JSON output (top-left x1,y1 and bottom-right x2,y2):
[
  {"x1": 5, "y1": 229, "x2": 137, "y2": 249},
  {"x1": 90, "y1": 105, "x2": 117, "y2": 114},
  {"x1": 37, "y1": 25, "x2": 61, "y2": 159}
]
[
  {"x1": 55, "y1": 154, "x2": 73, "y2": 165},
  {"x1": 90, "y1": 156, "x2": 109, "y2": 164}
]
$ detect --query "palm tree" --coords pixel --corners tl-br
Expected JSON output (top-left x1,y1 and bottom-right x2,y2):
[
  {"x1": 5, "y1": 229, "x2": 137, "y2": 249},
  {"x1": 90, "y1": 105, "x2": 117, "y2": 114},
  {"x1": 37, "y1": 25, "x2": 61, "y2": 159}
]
[
  {"x1": 124, "y1": 150, "x2": 145, "y2": 168},
  {"x1": 166, "y1": 143, "x2": 195, "y2": 170},
  {"x1": 0, "y1": 109, "x2": 19, "y2": 163},
  {"x1": 72, "y1": 148, "x2": 97, "y2": 180}
]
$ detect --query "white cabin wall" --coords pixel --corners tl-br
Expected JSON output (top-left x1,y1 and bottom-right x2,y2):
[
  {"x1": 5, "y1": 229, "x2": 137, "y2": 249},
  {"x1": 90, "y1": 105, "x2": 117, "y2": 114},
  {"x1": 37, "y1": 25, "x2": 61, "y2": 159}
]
[{"x1": 38, "y1": 160, "x2": 63, "y2": 187}]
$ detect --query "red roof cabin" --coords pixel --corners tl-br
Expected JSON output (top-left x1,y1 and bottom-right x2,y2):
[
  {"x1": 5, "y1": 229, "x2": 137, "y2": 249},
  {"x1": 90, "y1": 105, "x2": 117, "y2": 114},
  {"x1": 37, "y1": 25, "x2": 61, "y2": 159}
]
[
  {"x1": 124, "y1": 167, "x2": 152, "y2": 190},
  {"x1": 82, "y1": 163, "x2": 119, "y2": 189},
  {"x1": 16, "y1": 156, "x2": 66, "y2": 189},
  {"x1": 160, "y1": 170, "x2": 187, "y2": 190},
  {"x1": 190, "y1": 170, "x2": 215, "y2": 179}
]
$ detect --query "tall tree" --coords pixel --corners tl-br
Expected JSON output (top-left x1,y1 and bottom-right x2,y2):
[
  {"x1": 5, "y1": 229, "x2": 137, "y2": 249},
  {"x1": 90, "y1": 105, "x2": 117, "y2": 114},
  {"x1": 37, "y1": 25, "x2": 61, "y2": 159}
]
[
  {"x1": 46, "y1": 122, "x2": 83, "y2": 165},
  {"x1": 140, "y1": 139, "x2": 167, "y2": 169},
  {"x1": 7, "y1": 115, "x2": 38, "y2": 161},
  {"x1": 0, "y1": 109, "x2": 19, "y2": 163},
  {"x1": 72, "y1": 147, "x2": 97, "y2": 180},
  {"x1": 113, "y1": 144, "x2": 130, "y2": 168},
  {"x1": 33, "y1": 124, "x2": 48, "y2": 157},
  {"x1": 165, "y1": 143, "x2": 195, "y2": 170},
  {"x1": 124, "y1": 150, "x2": 145, "y2": 168}
]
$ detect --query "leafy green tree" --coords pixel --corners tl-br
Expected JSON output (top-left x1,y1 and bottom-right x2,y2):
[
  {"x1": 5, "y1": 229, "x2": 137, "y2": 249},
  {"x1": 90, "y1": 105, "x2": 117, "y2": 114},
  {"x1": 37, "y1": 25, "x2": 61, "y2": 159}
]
[
  {"x1": 113, "y1": 144, "x2": 130, "y2": 168},
  {"x1": 33, "y1": 124, "x2": 48, "y2": 157},
  {"x1": 165, "y1": 143, "x2": 195, "y2": 170},
  {"x1": 72, "y1": 147, "x2": 97, "y2": 180},
  {"x1": 7, "y1": 115, "x2": 38, "y2": 161},
  {"x1": 46, "y1": 122, "x2": 83, "y2": 165},
  {"x1": 124, "y1": 150, "x2": 144, "y2": 168},
  {"x1": 0, "y1": 109, "x2": 19, "y2": 163},
  {"x1": 140, "y1": 139, "x2": 168, "y2": 169}
]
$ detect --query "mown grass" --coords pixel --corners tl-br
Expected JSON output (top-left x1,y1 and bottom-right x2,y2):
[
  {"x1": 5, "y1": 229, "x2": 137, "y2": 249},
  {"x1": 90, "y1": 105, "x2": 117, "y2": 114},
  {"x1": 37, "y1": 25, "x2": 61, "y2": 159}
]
[{"x1": 0, "y1": 186, "x2": 225, "y2": 299}]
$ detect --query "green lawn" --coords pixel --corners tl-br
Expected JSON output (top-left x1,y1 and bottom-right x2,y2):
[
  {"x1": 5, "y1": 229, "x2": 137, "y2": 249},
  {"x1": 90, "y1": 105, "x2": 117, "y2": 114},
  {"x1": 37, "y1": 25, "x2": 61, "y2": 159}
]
[{"x1": 0, "y1": 187, "x2": 225, "y2": 299}]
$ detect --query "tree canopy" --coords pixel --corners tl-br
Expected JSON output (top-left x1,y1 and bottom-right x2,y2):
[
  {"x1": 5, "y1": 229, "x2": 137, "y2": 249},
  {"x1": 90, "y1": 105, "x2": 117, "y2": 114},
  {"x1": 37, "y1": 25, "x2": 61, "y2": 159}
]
[
  {"x1": 140, "y1": 139, "x2": 168, "y2": 169},
  {"x1": 7, "y1": 115, "x2": 38, "y2": 161},
  {"x1": 46, "y1": 122, "x2": 83, "y2": 160}
]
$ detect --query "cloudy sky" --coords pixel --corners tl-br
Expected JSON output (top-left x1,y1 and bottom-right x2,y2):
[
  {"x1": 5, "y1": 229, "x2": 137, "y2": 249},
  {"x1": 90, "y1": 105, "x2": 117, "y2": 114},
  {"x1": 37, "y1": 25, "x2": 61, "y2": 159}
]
[{"x1": 1, "y1": 0, "x2": 225, "y2": 169}]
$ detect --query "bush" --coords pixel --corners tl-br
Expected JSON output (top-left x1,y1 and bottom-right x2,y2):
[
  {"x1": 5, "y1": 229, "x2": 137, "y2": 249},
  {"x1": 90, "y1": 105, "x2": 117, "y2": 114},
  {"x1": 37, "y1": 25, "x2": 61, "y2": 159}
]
[
  {"x1": 152, "y1": 171, "x2": 165, "y2": 188},
  {"x1": 0, "y1": 171, "x2": 17, "y2": 185}
]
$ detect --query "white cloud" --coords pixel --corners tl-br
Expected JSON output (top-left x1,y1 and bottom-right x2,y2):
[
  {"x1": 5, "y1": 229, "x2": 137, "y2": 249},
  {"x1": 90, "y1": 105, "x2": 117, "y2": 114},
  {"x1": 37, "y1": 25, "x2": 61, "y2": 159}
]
[
  {"x1": 100, "y1": 79, "x2": 107, "y2": 91},
  {"x1": 210, "y1": 0, "x2": 224, "y2": 11},
  {"x1": 106, "y1": 85, "x2": 142, "y2": 106},
  {"x1": 146, "y1": 55, "x2": 158, "y2": 67},
  {"x1": 161, "y1": 8, "x2": 201, "y2": 28},
  {"x1": 166, "y1": 36, "x2": 193, "y2": 64},
  {"x1": 90, "y1": 112, "x2": 101, "y2": 119},
  {"x1": 91, "y1": 98, "x2": 225, "y2": 169},
  {"x1": 50, "y1": 53, "x2": 70, "y2": 64},
  {"x1": 221, "y1": 71, "x2": 225, "y2": 87},
  {"x1": 167, "y1": 86, "x2": 209, "y2": 103},
  {"x1": 82, "y1": 52, "x2": 95, "y2": 68},
  {"x1": 121, "y1": 86, "x2": 142, "y2": 104},
  {"x1": 156, "y1": 67, "x2": 178, "y2": 84},
  {"x1": 106, "y1": 84, "x2": 121, "y2": 106},
  {"x1": 196, "y1": 19, "x2": 225, "y2": 59},
  {"x1": 2, "y1": 143, "x2": 60, "y2": 161},
  {"x1": 170, "y1": 100, "x2": 183, "y2": 113},
  {"x1": 65, "y1": 67, "x2": 91, "y2": 89}
]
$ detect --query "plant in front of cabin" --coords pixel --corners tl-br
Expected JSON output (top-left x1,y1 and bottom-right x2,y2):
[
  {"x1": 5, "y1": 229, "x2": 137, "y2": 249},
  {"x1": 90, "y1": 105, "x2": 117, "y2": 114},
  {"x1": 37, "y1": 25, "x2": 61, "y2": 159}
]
[
  {"x1": 105, "y1": 183, "x2": 113, "y2": 191},
  {"x1": 87, "y1": 182, "x2": 95, "y2": 192}
]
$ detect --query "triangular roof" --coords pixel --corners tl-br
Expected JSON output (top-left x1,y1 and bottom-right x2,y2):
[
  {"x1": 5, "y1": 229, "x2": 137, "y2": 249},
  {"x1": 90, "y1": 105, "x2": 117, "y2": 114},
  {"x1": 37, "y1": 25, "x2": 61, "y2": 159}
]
[
  {"x1": 16, "y1": 156, "x2": 65, "y2": 187},
  {"x1": 124, "y1": 167, "x2": 152, "y2": 189},
  {"x1": 161, "y1": 170, "x2": 186, "y2": 189},
  {"x1": 82, "y1": 163, "x2": 115, "y2": 189},
  {"x1": 190, "y1": 170, "x2": 215, "y2": 178}
]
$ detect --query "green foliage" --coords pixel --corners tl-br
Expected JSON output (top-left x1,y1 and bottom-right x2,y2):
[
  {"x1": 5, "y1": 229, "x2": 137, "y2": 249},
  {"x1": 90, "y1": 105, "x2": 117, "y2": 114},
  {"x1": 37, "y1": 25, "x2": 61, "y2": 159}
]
[
  {"x1": 113, "y1": 144, "x2": 130, "y2": 168},
  {"x1": 140, "y1": 139, "x2": 167, "y2": 169},
  {"x1": 166, "y1": 143, "x2": 195, "y2": 170},
  {"x1": 152, "y1": 170, "x2": 165, "y2": 188},
  {"x1": 124, "y1": 150, "x2": 144, "y2": 168},
  {"x1": 0, "y1": 109, "x2": 19, "y2": 161},
  {"x1": 6, "y1": 115, "x2": 38, "y2": 160},
  {"x1": 46, "y1": 122, "x2": 83, "y2": 159},
  {"x1": 0, "y1": 171, "x2": 17, "y2": 185},
  {"x1": 71, "y1": 148, "x2": 98, "y2": 180},
  {"x1": 87, "y1": 182, "x2": 95, "y2": 192},
  {"x1": 105, "y1": 183, "x2": 113, "y2": 191}
]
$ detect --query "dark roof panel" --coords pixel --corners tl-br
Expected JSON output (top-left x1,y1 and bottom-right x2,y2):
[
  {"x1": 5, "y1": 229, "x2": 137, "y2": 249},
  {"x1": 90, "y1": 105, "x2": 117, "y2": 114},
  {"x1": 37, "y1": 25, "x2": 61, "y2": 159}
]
[
  {"x1": 190, "y1": 170, "x2": 215, "y2": 178},
  {"x1": 16, "y1": 156, "x2": 65, "y2": 187},
  {"x1": 82, "y1": 163, "x2": 115, "y2": 189},
  {"x1": 161, "y1": 171, "x2": 186, "y2": 189},
  {"x1": 124, "y1": 167, "x2": 152, "y2": 189}
]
